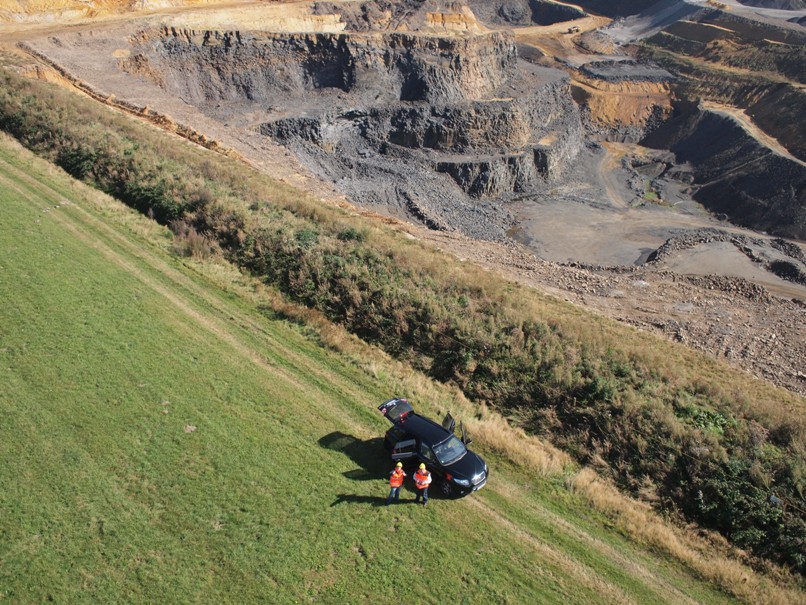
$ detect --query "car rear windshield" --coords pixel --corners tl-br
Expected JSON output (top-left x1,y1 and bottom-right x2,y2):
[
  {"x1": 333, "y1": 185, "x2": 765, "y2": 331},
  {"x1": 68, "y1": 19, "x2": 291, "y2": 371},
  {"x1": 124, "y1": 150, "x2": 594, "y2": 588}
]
[{"x1": 433, "y1": 435, "x2": 466, "y2": 465}]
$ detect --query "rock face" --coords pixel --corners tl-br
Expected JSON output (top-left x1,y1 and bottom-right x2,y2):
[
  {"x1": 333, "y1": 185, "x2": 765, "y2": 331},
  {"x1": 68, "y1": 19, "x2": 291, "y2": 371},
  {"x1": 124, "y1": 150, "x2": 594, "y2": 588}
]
[
  {"x1": 429, "y1": 72, "x2": 583, "y2": 192},
  {"x1": 131, "y1": 28, "x2": 518, "y2": 106},
  {"x1": 467, "y1": 0, "x2": 586, "y2": 26},
  {"x1": 642, "y1": 104, "x2": 806, "y2": 240},
  {"x1": 640, "y1": 10, "x2": 806, "y2": 159},
  {"x1": 124, "y1": 25, "x2": 583, "y2": 237}
]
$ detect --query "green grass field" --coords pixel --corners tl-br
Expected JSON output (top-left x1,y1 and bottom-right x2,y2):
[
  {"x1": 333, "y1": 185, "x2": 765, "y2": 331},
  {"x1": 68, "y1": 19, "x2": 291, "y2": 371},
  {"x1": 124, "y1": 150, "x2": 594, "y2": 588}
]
[{"x1": 0, "y1": 134, "x2": 761, "y2": 604}]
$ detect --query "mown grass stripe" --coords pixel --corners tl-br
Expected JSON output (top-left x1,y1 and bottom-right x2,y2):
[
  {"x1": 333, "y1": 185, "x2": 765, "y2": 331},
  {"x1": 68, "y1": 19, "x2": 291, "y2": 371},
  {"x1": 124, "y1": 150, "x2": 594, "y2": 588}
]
[{"x1": 0, "y1": 147, "x2": 387, "y2": 435}]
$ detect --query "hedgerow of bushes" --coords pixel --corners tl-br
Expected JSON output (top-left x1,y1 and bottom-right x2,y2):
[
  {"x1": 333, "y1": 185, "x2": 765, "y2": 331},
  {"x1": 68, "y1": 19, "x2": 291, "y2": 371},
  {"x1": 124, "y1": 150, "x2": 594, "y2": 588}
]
[{"x1": 1, "y1": 70, "x2": 804, "y2": 574}]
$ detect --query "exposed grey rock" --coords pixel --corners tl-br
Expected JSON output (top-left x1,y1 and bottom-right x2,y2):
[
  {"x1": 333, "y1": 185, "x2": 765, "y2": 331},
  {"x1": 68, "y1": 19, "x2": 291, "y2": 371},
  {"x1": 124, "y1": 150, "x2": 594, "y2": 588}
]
[
  {"x1": 467, "y1": 0, "x2": 586, "y2": 26},
  {"x1": 579, "y1": 60, "x2": 674, "y2": 83},
  {"x1": 121, "y1": 27, "x2": 583, "y2": 238}
]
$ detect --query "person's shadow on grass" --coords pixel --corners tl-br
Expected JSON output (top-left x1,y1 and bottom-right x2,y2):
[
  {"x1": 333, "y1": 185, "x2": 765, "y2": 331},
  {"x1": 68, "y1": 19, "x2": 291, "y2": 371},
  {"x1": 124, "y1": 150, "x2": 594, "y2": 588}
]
[{"x1": 330, "y1": 494, "x2": 385, "y2": 507}]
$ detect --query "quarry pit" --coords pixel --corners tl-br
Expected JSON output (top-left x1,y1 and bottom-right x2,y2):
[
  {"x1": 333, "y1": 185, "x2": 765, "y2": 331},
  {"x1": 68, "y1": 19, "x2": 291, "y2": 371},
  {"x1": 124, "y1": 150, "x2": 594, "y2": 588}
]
[{"x1": 2, "y1": 0, "x2": 805, "y2": 394}]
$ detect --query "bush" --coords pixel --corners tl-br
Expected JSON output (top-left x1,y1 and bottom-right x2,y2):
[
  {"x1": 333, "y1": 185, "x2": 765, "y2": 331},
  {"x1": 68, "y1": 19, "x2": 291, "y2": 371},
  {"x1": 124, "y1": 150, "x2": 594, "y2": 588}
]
[{"x1": 170, "y1": 220, "x2": 217, "y2": 259}]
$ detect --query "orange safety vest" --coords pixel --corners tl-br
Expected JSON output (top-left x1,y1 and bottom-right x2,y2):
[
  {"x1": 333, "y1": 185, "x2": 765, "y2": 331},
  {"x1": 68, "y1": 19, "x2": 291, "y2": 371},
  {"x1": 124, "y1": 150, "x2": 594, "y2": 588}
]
[
  {"x1": 414, "y1": 469, "x2": 432, "y2": 489},
  {"x1": 389, "y1": 468, "x2": 405, "y2": 488}
]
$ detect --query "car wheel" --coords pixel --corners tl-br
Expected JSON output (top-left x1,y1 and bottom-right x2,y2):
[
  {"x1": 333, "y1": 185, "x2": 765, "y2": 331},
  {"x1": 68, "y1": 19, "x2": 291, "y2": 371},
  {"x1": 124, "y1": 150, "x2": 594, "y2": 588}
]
[{"x1": 439, "y1": 479, "x2": 454, "y2": 498}]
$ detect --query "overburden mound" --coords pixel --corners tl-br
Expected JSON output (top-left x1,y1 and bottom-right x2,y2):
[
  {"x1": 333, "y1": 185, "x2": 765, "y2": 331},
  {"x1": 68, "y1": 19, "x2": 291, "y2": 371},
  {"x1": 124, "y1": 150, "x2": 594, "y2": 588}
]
[{"x1": 643, "y1": 103, "x2": 806, "y2": 239}]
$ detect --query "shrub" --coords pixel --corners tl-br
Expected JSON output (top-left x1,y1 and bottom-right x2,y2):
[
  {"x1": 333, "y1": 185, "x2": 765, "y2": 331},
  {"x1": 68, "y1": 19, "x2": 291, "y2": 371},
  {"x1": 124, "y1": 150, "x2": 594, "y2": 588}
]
[
  {"x1": 336, "y1": 226, "x2": 365, "y2": 242},
  {"x1": 170, "y1": 220, "x2": 217, "y2": 259}
]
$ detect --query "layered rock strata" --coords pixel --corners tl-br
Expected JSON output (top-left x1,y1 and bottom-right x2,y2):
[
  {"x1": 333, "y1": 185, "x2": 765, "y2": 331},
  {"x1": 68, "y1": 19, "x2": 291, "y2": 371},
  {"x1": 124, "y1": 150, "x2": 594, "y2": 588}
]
[
  {"x1": 123, "y1": 26, "x2": 583, "y2": 234},
  {"x1": 127, "y1": 28, "x2": 518, "y2": 106}
]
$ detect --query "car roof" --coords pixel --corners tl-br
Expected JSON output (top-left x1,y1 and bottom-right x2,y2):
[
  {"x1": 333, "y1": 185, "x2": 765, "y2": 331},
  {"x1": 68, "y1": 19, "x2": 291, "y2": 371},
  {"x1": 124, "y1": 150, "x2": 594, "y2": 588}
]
[{"x1": 395, "y1": 413, "x2": 452, "y2": 445}]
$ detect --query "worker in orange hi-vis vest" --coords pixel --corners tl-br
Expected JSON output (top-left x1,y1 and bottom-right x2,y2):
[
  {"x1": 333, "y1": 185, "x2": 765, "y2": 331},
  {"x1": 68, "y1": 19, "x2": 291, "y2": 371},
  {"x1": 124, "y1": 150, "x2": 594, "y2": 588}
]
[
  {"x1": 413, "y1": 463, "x2": 432, "y2": 507},
  {"x1": 386, "y1": 461, "x2": 406, "y2": 506}
]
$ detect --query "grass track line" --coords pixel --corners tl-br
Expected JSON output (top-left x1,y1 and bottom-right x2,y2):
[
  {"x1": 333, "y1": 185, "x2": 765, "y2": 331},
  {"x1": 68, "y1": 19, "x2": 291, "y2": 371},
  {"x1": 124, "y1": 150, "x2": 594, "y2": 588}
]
[
  {"x1": 482, "y1": 478, "x2": 705, "y2": 605},
  {"x1": 0, "y1": 149, "x2": 294, "y2": 367},
  {"x1": 0, "y1": 151, "x2": 375, "y2": 435},
  {"x1": 0, "y1": 175, "x2": 381, "y2": 532},
  {"x1": 0, "y1": 158, "x2": 309, "y2": 385},
  {"x1": 466, "y1": 496, "x2": 641, "y2": 605},
  {"x1": 0, "y1": 161, "x2": 292, "y2": 382}
]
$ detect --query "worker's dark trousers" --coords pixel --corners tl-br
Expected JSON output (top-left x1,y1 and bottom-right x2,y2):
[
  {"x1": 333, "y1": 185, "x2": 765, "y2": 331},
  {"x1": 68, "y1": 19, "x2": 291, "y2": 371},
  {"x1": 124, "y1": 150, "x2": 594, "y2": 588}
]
[
  {"x1": 386, "y1": 486, "x2": 401, "y2": 505},
  {"x1": 415, "y1": 487, "x2": 428, "y2": 504}
]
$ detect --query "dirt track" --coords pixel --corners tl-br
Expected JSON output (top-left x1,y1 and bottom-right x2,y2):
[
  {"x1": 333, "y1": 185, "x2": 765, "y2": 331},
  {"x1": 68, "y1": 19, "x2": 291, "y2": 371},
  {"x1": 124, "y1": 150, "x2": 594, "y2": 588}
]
[{"x1": 703, "y1": 101, "x2": 806, "y2": 166}]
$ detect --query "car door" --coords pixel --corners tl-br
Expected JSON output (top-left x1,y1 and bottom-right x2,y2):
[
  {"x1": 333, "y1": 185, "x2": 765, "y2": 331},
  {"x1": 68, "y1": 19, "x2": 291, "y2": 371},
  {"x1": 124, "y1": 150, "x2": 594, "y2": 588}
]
[
  {"x1": 442, "y1": 412, "x2": 456, "y2": 433},
  {"x1": 378, "y1": 398, "x2": 414, "y2": 423},
  {"x1": 391, "y1": 438, "x2": 418, "y2": 460},
  {"x1": 418, "y1": 442, "x2": 445, "y2": 483},
  {"x1": 418, "y1": 441, "x2": 442, "y2": 470}
]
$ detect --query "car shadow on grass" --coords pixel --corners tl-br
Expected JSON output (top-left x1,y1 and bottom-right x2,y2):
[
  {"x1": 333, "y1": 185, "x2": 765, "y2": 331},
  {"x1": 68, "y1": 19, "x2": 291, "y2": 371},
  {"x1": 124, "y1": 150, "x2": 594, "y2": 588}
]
[
  {"x1": 320, "y1": 431, "x2": 399, "y2": 507},
  {"x1": 319, "y1": 431, "x2": 388, "y2": 478}
]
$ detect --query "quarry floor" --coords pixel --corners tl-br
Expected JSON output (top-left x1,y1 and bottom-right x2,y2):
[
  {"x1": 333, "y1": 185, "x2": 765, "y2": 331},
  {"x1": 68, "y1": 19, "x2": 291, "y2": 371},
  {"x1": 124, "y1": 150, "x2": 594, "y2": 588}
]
[{"x1": 2, "y1": 2, "x2": 804, "y2": 396}]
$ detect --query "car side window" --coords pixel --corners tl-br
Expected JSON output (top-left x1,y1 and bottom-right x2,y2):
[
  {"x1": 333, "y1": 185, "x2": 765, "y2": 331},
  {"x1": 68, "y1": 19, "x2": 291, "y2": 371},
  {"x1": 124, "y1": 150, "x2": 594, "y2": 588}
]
[
  {"x1": 389, "y1": 426, "x2": 407, "y2": 442},
  {"x1": 419, "y1": 442, "x2": 436, "y2": 463},
  {"x1": 393, "y1": 438, "x2": 417, "y2": 454}
]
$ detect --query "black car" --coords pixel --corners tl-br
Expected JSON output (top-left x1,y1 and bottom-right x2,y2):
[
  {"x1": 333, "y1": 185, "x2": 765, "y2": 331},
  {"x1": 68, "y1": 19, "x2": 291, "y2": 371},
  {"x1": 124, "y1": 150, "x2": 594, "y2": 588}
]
[{"x1": 378, "y1": 398, "x2": 488, "y2": 498}]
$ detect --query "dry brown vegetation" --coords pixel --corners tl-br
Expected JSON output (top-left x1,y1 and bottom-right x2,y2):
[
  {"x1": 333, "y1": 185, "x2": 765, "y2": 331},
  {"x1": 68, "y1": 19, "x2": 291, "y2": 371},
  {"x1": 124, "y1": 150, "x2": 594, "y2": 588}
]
[{"x1": 568, "y1": 469, "x2": 805, "y2": 605}]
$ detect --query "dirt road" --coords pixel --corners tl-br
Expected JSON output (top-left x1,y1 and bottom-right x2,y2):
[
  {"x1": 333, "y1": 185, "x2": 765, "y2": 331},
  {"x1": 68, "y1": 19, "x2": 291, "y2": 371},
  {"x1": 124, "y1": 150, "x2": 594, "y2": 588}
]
[{"x1": 703, "y1": 101, "x2": 806, "y2": 166}]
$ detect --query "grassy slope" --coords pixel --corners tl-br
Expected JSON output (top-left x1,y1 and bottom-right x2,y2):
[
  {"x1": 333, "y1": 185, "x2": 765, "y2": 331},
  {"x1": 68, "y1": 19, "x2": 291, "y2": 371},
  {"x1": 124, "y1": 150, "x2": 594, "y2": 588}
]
[
  {"x1": 2, "y1": 66, "x2": 804, "y2": 578},
  {"x1": 0, "y1": 136, "x2": 745, "y2": 604}
]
